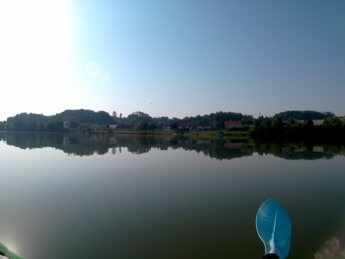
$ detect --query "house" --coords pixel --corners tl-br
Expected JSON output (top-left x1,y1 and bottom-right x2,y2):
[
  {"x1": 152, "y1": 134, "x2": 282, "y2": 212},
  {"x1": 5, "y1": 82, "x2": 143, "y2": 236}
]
[
  {"x1": 107, "y1": 124, "x2": 118, "y2": 130},
  {"x1": 224, "y1": 120, "x2": 242, "y2": 129},
  {"x1": 178, "y1": 124, "x2": 192, "y2": 131},
  {"x1": 63, "y1": 121, "x2": 70, "y2": 129}
]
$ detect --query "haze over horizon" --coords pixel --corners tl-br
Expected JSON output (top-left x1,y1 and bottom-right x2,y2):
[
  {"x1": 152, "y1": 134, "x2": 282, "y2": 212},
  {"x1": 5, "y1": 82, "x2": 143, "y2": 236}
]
[{"x1": 1, "y1": 0, "x2": 345, "y2": 120}]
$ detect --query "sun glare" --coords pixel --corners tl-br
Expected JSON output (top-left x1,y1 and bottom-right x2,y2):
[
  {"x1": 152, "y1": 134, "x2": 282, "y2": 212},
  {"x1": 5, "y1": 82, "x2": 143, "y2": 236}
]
[{"x1": 0, "y1": 0, "x2": 77, "y2": 118}]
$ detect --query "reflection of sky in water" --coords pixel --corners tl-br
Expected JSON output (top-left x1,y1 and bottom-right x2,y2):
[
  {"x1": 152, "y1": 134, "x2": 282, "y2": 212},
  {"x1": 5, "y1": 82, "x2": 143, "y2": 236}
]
[{"x1": 0, "y1": 135, "x2": 345, "y2": 258}]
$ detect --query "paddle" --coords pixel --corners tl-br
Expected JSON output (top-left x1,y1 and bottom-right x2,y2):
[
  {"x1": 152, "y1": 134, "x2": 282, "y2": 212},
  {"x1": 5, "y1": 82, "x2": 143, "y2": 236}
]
[
  {"x1": 256, "y1": 199, "x2": 292, "y2": 259},
  {"x1": 0, "y1": 243, "x2": 22, "y2": 259}
]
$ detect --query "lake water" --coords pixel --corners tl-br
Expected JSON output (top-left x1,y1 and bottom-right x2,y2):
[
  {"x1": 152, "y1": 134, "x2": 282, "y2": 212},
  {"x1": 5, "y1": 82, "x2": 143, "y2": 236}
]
[{"x1": 0, "y1": 132, "x2": 345, "y2": 259}]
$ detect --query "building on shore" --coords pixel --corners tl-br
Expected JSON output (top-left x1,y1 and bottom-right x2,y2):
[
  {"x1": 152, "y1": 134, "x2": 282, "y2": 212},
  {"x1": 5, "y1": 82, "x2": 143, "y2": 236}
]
[
  {"x1": 107, "y1": 124, "x2": 118, "y2": 130},
  {"x1": 224, "y1": 120, "x2": 242, "y2": 129},
  {"x1": 63, "y1": 121, "x2": 70, "y2": 130}
]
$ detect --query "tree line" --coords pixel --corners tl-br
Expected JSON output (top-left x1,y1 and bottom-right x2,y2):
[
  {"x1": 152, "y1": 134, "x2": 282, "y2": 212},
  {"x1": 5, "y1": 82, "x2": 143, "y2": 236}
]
[
  {"x1": 250, "y1": 117, "x2": 345, "y2": 142},
  {"x1": 115, "y1": 111, "x2": 254, "y2": 131},
  {"x1": 274, "y1": 111, "x2": 334, "y2": 121},
  {"x1": 0, "y1": 109, "x2": 342, "y2": 133},
  {"x1": 0, "y1": 109, "x2": 256, "y2": 132}
]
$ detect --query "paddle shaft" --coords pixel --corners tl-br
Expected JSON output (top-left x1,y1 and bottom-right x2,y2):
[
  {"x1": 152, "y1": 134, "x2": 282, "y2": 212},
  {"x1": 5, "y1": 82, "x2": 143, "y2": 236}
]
[{"x1": 262, "y1": 254, "x2": 279, "y2": 259}]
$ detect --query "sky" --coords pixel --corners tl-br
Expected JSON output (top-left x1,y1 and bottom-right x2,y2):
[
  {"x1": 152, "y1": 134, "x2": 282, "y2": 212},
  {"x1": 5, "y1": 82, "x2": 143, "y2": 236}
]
[{"x1": 0, "y1": 0, "x2": 345, "y2": 120}]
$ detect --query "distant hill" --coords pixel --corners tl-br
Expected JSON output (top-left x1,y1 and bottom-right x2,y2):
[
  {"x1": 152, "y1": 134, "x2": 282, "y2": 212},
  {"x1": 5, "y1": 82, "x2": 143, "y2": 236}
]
[
  {"x1": 274, "y1": 111, "x2": 334, "y2": 121},
  {"x1": 4, "y1": 109, "x2": 114, "y2": 131},
  {"x1": 54, "y1": 109, "x2": 114, "y2": 124}
]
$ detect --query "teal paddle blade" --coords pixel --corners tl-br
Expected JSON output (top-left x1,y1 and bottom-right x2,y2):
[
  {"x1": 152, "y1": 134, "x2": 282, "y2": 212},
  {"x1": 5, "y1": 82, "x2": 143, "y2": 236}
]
[
  {"x1": 256, "y1": 199, "x2": 292, "y2": 259},
  {"x1": 0, "y1": 242, "x2": 23, "y2": 259}
]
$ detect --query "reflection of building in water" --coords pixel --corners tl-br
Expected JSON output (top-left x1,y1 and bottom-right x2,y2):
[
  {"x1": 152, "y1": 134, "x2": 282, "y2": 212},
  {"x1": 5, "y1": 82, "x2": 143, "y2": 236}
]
[
  {"x1": 109, "y1": 137, "x2": 117, "y2": 144},
  {"x1": 119, "y1": 147, "x2": 122, "y2": 153},
  {"x1": 112, "y1": 147, "x2": 116, "y2": 154},
  {"x1": 196, "y1": 139, "x2": 211, "y2": 145},
  {"x1": 63, "y1": 121, "x2": 70, "y2": 130},
  {"x1": 63, "y1": 136, "x2": 70, "y2": 145}
]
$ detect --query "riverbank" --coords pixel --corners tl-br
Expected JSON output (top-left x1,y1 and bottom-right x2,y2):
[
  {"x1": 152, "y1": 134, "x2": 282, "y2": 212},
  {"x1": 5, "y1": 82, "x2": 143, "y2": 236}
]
[
  {"x1": 109, "y1": 130, "x2": 248, "y2": 140},
  {"x1": 0, "y1": 129, "x2": 249, "y2": 140}
]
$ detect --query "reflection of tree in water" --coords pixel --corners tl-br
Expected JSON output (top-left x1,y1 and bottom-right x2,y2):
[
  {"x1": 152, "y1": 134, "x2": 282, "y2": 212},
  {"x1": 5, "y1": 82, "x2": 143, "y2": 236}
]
[
  {"x1": 252, "y1": 141, "x2": 338, "y2": 160},
  {"x1": 0, "y1": 132, "x2": 111, "y2": 156},
  {"x1": 176, "y1": 138, "x2": 254, "y2": 160},
  {"x1": 0, "y1": 132, "x2": 345, "y2": 160}
]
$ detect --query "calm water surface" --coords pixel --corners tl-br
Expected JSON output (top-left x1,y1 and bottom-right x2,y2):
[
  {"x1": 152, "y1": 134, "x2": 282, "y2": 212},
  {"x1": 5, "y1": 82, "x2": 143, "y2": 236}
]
[{"x1": 0, "y1": 132, "x2": 345, "y2": 259}]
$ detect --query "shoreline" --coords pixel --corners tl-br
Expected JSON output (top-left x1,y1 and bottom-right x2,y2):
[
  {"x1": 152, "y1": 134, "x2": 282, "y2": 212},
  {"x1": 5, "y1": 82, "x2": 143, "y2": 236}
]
[{"x1": 0, "y1": 129, "x2": 249, "y2": 140}]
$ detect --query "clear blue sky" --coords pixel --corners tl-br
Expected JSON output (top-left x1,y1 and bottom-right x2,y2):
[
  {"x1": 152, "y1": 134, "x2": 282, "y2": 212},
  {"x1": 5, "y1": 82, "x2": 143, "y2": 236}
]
[{"x1": 1, "y1": 0, "x2": 345, "y2": 120}]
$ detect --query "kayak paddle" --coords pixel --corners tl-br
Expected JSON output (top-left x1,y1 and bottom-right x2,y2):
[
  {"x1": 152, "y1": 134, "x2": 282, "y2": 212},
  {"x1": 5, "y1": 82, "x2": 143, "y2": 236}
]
[{"x1": 256, "y1": 199, "x2": 292, "y2": 259}]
